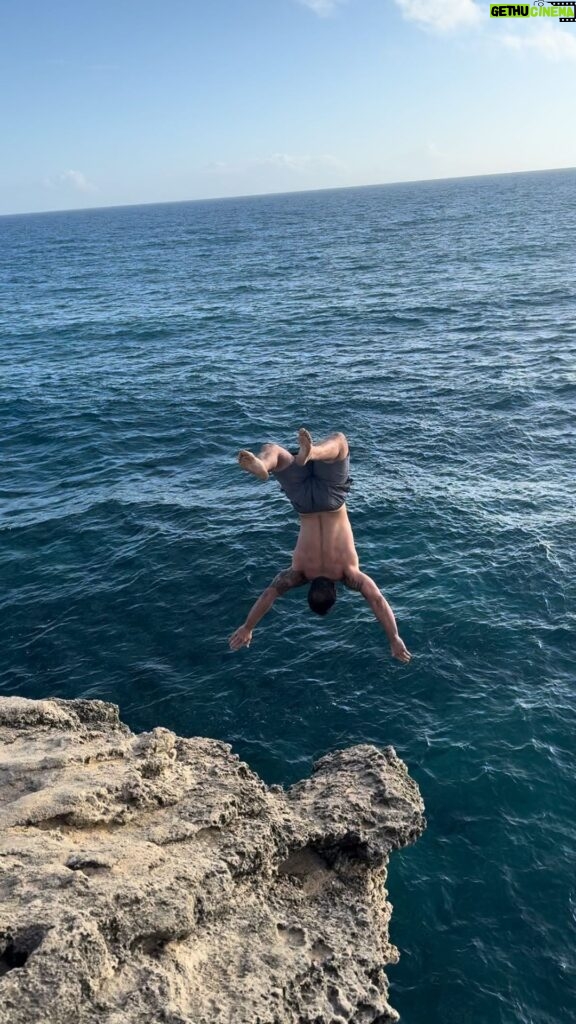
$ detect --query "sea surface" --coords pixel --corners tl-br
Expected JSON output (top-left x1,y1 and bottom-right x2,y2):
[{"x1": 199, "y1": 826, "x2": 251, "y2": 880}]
[{"x1": 1, "y1": 170, "x2": 575, "y2": 1023}]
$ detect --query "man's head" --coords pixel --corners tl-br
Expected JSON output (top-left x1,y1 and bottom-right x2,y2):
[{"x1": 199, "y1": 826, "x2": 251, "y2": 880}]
[{"x1": 307, "y1": 576, "x2": 337, "y2": 616}]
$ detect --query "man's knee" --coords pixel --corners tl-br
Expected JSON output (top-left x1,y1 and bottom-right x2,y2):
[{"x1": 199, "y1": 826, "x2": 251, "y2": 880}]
[
  {"x1": 259, "y1": 442, "x2": 293, "y2": 473},
  {"x1": 334, "y1": 432, "x2": 349, "y2": 457}
]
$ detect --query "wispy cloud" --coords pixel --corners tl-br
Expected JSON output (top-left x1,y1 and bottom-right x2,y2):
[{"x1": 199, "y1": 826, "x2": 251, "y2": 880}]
[
  {"x1": 296, "y1": 0, "x2": 347, "y2": 16},
  {"x1": 298, "y1": 0, "x2": 482, "y2": 32},
  {"x1": 42, "y1": 169, "x2": 98, "y2": 194},
  {"x1": 60, "y1": 169, "x2": 97, "y2": 193},
  {"x1": 394, "y1": 0, "x2": 481, "y2": 32},
  {"x1": 260, "y1": 152, "x2": 345, "y2": 171},
  {"x1": 501, "y1": 23, "x2": 576, "y2": 61},
  {"x1": 207, "y1": 153, "x2": 346, "y2": 175}
]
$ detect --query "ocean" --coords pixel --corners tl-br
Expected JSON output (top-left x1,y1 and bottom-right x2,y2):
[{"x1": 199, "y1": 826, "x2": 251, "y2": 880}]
[{"x1": 1, "y1": 169, "x2": 575, "y2": 1023}]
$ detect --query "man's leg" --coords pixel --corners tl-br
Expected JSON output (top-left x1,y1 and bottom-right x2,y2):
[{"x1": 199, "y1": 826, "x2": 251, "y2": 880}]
[
  {"x1": 237, "y1": 443, "x2": 294, "y2": 481},
  {"x1": 295, "y1": 428, "x2": 349, "y2": 466}
]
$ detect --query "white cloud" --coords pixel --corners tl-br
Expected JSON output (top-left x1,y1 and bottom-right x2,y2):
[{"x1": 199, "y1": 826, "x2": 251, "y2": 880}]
[
  {"x1": 298, "y1": 0, "x2": 483, "y2": 32},
  {"x1": 260, "y1": 152, "x2": 345, "y2": 171},
  {"x1": 60, "y1": 169, "x2": 96, "y2": 193},
  {"x1": 425, "y1": 140, "x2": 445, "y2": 159},
  {"x1": 394, "y1": 0, "x2": 481, "y2": 32},
  {"x1": 297, "y1": 0, "x2": 573, "y2": 54},
  {"x1": 501, "y1": 23, "x2": 576, "y2": 60},
  {"x1": 206, "y1": 153, "x2": 346, "y2": 175},
  {"x1": 42, "y1": 169, "x2": 97, "y2": 193},
  {"x1": 297, "y1": 0, "x2": 347, "y2": 15}
]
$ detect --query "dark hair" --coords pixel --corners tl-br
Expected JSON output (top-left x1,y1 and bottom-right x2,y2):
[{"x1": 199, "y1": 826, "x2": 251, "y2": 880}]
[{"x1": 307, "y1": 577, "x2": 337, "y2": 616}]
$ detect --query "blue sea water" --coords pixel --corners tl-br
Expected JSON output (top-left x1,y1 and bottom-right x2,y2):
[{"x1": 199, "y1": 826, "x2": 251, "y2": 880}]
[{"x1": 1, "y1": 169, "x2": 575, "y2": 1023}]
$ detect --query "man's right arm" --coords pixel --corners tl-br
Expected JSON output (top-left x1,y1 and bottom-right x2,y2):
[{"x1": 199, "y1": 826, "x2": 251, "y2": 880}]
[{"x1": 229, "y1": 569, "x2": 307, "y2": 650}]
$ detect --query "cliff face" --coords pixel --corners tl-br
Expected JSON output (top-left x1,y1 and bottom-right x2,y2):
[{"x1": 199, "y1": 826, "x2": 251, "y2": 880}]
[{"x1": 0, "y1": 697, "x2": 425, "y2": 1024}]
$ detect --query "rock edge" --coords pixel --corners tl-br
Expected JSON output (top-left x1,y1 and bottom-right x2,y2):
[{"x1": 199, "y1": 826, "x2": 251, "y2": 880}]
[{"x1": 0, "y1": 696, "x2": 425, "y2": 1024}]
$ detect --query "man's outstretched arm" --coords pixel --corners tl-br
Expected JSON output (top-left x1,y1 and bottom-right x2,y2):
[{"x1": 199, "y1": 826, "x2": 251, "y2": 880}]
[
  {"x1": 229, "y1": 569, "x2": 307, "y2": 651},
  {"x1": 343, "y1": 569, "x2": 412, "y2": 663}
]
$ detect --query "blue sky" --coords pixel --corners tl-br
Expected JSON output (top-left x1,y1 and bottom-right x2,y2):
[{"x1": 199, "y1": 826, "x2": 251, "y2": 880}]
[{"x1": 2, "y1": 0, "x2": 575, "y2": 214}]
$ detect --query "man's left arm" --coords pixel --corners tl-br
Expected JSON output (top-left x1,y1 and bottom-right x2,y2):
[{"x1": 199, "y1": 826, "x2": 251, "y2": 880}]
[{"x1": 343, "y1": 569, "x2": 411, "y2": 663}]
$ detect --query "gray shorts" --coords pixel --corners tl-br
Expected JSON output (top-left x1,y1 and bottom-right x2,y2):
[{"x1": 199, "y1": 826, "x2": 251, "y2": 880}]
[{"x1": 272, "y1": 454, "x2": 351, "y2": 514}]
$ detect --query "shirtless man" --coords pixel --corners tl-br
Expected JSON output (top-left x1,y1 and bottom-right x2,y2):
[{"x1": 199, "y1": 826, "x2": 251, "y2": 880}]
[{"x1": 229, "y1": 429, "x2": 411, "y2": 663}]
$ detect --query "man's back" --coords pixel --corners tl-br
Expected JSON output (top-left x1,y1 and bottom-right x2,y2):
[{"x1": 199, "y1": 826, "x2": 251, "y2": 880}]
[{"x1": 292, "y1": 506, "x2": 359, "y2": 580}]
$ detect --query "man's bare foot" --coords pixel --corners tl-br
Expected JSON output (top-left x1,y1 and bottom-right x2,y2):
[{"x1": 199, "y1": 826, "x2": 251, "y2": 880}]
[
  {"x1": 238, "y1": 450, "x2": 269, "y2": 481},
  {"x1": 294, "y1": 428, "x2": 313, "y2": 466}
]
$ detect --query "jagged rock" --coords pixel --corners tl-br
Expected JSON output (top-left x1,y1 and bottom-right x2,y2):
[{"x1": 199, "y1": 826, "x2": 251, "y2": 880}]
[{"x1": 0, "y1": 697, "x2": 425, "y2": 1023}]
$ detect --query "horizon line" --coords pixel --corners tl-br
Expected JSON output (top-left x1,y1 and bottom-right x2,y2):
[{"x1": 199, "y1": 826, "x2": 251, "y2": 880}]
[{"x1": 2, "y1": 163, "x2": 575, "y2": 220}]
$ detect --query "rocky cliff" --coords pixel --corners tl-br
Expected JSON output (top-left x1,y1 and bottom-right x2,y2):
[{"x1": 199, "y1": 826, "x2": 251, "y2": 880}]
[{"x1": 0, "y1": 697, "x2": 424, "y2": 1024}]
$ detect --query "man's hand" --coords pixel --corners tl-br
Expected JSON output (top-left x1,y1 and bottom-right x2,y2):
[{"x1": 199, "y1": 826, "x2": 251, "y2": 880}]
[
  {"x1": 229, "y1": 625, "x2": 253, "y2": 651},
  {"x1": 390, "y1": 635, "x2": 411, "y2": 663},
  {"x1": 344, "y1": 569, "x2": 412, "y2": 663},
  {"x1": 229, "y1": 573, "x2": 303, "y2": 652}
]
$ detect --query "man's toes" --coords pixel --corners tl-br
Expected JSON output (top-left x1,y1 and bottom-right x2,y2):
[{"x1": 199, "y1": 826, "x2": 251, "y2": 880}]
[
  {"x1": 297, "y1": 429, "x2": 313, "y2": 456},
  {"x1": 238, "y1": 449, "x2": 256, "y2": 468}
]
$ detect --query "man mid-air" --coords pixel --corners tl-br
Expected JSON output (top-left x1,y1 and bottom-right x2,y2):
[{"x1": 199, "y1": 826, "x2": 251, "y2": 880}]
[{"x1": 229, "y1": 429, "x2": 411, "y2": 663}]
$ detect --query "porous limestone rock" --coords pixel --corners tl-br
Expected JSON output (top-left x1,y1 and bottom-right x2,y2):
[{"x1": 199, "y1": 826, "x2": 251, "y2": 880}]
[{"x1": 0, "y1": 696, "x2": 425, "y2": 1024}]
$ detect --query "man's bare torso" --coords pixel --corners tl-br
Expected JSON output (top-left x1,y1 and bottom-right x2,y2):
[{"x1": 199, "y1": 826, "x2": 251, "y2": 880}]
[{"x1": 292, "y1": 505, "x2": 359, "y2": 580}]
